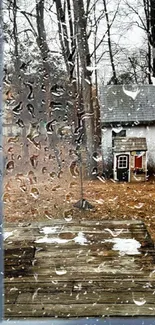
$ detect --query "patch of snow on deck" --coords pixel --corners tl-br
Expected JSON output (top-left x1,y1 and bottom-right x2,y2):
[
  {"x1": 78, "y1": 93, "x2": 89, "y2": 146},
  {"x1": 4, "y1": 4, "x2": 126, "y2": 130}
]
[
  {"x1": 35, "y1": 231, "x2": 88, "y2": 245},
  {"x1": 74, "y1": 232, "x2": 87, "y2": 245},
  {"x1": 4, "y1": 231, "x2": 14, "y2": 240},
  {"x1": 39, "y1": 226, "x2": 59, "y2": 235},
  {"x1": 105, "y1": 238, "x2": 141, "y2": 255},
  {"x1": 35, "y1": 236, "x2": 71, "y2": 244}
]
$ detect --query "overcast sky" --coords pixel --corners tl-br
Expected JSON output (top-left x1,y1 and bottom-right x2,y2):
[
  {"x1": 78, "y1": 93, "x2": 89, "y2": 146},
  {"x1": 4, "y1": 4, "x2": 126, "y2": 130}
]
[{"x1": 3, "y1": 0, "x2": 146, "y2": 83}]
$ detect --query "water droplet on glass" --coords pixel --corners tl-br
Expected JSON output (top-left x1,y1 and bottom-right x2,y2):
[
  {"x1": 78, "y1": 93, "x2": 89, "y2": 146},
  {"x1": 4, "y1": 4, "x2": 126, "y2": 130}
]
[
  {"x1": 134, "y1": 203, "x2": 144, "y2": 209},
  {"x1": 28, "y1": 171, "x2": 37, "y2": 184},
  {"x1": 123, "y1": 85, "x2": 140, "y2": 100},
  {"x1": 16, "y1": 118, "x2": 24, "y2": 128},
  {"x1": 34, "y1": 273, "x2": 38, "y2": 282},
  {"x1": 6, "y1": 160, "x2": 14, "y2": 172},
  {"x1": 69, "y1": 161, "x2": 79, "y2": 177},
  {"x1": 49, "y1": 172, "x2": 56, "y2": 179},
  {"x1": 32, "y1": 288, "x2": 41, "y2": 301},
  {"x1": 44, "y1": 210, "x2": 52, "y2": 220},
  {"x1": 12, "y1": 101, "x2": 23, "y2": 115},
  {"x1": 133, "y1": 298, "x2": 146, "y2": 306},
  {"x1": 8, "y1": 136, "x2": 19, "y2": 143},
  {"x1": 30, "y1": 155, "x2": 38, "y2": 169},
  {"x1": 46, "y1": 119, "x2": 56, "y2": 134},
  {"x1": 27, "y1": 123, "x2": 40, "y2": 143},
  {"x1": 51, "y1": 84, "x2": 64, "y2": 96},
  {"x1": 30, "y1": 188, "x2": 39, "y2": 199},
  {"x1": 104, "y1": 228, "x2": 123, "y2": 237},
  {"x1": 31, "y1": 208, "x2": 38, "y2": 216},
  {"x1": 33, "y1": 140, "x2": 41, "y2": 150},
  {"x1": 55, "y1": 267, "x2": 67, "y2": 275},
  {"x1": 5, "y1": 181, "x2": 11, "y2": 191},
  {"x1": 3, "y1": 192, "x2": 11, "y2": 203},
  {"x1": 69, "y1": 181, "x2": 77, "y2": 188},
  {"x1": 52, "y1": 185, "x2": 61, "y2": 191},
  {"x1": 57, "y1": 170, "x2": 63, "y2": 178},
  {"x1": 26, "y1": 81, "x2": 34, "y2": 100},
  {"x1": 63, "y1": 209, "x2": 73, "y2": 222},
  {"x1": 20, "y1": 185, "x2": 27, "y2": 192},
  {"x1": 65, "y1": 192, "x2": 74, "y2": 203},
  {"x1": 42, "y1": 167, "x2": 47, "y2": 174},
  {"x1": 8, "y1": 147, "x2": 13, "y2": 153}
]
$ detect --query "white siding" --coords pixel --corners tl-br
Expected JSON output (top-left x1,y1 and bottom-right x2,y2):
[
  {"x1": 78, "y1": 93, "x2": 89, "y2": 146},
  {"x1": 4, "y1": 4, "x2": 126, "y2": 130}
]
[
  {"x1": 102, "y1": 125, "x2": 155, "y2": 167},
  {"x1": 101, "y1": 127, "x2": 112, "y2": 166}
]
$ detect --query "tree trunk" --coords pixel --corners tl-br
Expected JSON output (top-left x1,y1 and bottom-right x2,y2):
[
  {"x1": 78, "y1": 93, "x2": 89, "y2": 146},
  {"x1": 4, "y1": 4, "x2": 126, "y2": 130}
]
[
  {"x1": 0, "y1": 0, "x2": 3, "y2": 319},
  {"x1": 93, "y1": 1, "x2": 101, "y2": 145},
  {"x1": 150, "y1": 0, "x2": 155, "y2": 77},
  {"x1": 143, "y1": 0, "x2": 152, "y2": 83},
  {"x1": 12, "y1": 0, "x2": 20, "y2": 75},
  {"x1": 36, "y1": 0, "x2": 51, "y2": 119},
  {"x1": 54, "y1": 0, "x2": 70, "y2": 76},
  {"x1": 73, "y1": 0, "x2": 95, "y2": 177},
  {"x1": 103, "y1": 0, "x2": 117, "y2": 84}
]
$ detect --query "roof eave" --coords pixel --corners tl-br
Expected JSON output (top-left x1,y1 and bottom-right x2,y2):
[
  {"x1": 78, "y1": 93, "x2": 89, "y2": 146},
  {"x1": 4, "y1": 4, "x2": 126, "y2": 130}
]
[{"x1": 101, "y1": 120, "x2": 155, "y2": 127}]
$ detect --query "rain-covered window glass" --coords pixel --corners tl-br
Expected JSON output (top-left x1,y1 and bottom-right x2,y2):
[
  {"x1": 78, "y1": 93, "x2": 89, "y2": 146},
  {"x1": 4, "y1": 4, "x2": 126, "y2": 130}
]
[{"x1": 2, "y1": 0, "x2": 155, "y2": 322}]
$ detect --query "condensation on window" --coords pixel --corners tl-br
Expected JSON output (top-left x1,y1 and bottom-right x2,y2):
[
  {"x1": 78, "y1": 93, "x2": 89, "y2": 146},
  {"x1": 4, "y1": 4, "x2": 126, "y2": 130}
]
[{"x1": 2, "y1": 0, "x2": 155, "y2": 321}]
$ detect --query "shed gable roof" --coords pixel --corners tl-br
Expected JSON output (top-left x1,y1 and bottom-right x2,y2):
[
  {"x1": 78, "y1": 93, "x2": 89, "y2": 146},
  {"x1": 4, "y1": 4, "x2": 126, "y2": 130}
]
[
  {"x1": 113, "y1": 137, "x2": 147, "y2": 152},
  {"x1": 100, "y1": 85, "x2": 155, "y2": 125}
]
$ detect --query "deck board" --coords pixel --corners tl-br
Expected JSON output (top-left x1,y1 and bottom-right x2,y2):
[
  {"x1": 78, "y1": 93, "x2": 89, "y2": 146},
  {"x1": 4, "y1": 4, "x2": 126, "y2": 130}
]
[{"x1": 4, "y1": 219, "x2": 155, "y2": 318}]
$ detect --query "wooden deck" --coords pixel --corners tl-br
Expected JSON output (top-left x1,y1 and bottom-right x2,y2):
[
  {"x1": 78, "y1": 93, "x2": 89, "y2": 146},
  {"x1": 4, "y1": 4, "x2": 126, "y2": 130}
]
[{"x1": 4, "y1": 219, "x2": 155, "y2": 319}]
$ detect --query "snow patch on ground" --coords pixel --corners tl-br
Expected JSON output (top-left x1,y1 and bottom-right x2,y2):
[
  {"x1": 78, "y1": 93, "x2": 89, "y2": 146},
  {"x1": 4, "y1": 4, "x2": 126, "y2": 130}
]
[{"x1": 104, "y1": 238, "x2": 141, "y2": 255}]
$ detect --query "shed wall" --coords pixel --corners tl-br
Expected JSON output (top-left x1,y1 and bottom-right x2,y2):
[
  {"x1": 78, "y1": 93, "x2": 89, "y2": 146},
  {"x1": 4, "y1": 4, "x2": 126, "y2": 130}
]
[{"x1": 101, "y1": 125, "x2": 155, "y2": 172}]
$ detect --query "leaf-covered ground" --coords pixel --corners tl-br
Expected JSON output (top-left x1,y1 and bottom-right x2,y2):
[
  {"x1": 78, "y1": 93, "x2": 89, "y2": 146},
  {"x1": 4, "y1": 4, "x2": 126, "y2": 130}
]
[{"x1": 4, "y1": 172, "x2": 155, "y2": 242}]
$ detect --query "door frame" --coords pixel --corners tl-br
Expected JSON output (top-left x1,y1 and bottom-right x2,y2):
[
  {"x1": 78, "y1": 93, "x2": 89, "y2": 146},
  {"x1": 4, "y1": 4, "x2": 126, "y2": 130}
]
[{"x1": 113, "y1": 152, "x2": 130, "y2": 182}]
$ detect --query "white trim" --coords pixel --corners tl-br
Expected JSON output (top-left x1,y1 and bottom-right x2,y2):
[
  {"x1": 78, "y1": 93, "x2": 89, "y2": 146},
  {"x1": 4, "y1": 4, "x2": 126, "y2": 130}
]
[
  {"x1": 113, "y1": 152, "x2": 130, "y2": 182},
  {"x1": 118, "y1": 155, "x2": 128, "y2": 169}
]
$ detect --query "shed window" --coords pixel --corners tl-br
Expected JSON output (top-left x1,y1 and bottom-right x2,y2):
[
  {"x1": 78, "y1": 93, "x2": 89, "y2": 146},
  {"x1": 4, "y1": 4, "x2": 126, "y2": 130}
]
[
  {"x1": 118, "y1": 156, "x2": 127, "y2": 168},
  {"x1": 135, "y1": 156, "x2": 142, "y2": 168}
]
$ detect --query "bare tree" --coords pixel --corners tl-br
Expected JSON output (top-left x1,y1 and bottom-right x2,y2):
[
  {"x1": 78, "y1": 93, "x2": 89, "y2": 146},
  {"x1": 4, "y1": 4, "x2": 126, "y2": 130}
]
[
  {"x1": 53, "y1": 0, "x2": 76, "y2": 80},
  {"x1": 12, "y1": 0, "x2": 20, "y2": 74},
  {"x1": 123, "y1": 0, "x2": 152, "y2": 83},
  {"x1": 150, "y1": 0, "x2": 155, "y2": 77},
  {"x1": 143, "y1": 0, "x2": 152, "y2": 83},
  {"x1": 103, "y1": 0, "x2": 118, "y2": 84},
  {"x1": 35, "y1": 0, "x2": 52, "y2": 119},
  {"x1": 73, "y1": 0, "x2": 96, "y2": 177},
  {"x1": 0, "y1": 0, "x2": 3, "y2": 318}
]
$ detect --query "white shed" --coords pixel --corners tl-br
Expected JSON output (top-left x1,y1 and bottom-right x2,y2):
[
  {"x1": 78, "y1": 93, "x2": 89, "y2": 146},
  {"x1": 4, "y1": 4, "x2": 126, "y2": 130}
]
[{"x1": 99, "y1": 85, "x2": 155, "y2": 179}]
